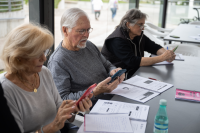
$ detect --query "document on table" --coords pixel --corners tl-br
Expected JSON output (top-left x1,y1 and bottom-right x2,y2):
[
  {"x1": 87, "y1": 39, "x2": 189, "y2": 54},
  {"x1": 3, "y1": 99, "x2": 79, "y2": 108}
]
[
  {"x1": 190, "y1": 36, "x2": 200, "y2": 41},
  {"x1": 78, "y1": 120, "x2": 147, "y2": 133},
  {"x1": 151, "y1": 53, "x2": 184, "y2": 63},
  {"x1": 107, "y1": 83, "x2": 159, "y2": 103},
  {"x1": 150, "y1": 54, "x2": 173, "y2": 65},
  {"x1": 90, "y1": 99, "x2": 149, "y2": 120},
  {"x1": 123, "y1": 75, "x2": 173, "y2": 93},
  {"x1": 175, "y1": 53, "x2": 184, "y2": 61},
  {"x1": 84, "y1": 114, "x2": 133, "y2": 132},
  {"x1": 152, "y1": 61, "x2": 173, "y2": 65}
]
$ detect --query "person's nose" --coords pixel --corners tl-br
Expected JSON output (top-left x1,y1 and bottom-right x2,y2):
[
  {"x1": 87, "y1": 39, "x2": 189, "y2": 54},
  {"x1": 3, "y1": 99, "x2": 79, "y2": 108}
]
[
  {"x1": 83, "y1": 31, "x2": 90, "y2": 38},
  {"x1": 40, "y1": 53, "x2": 46, "y2": 62}
]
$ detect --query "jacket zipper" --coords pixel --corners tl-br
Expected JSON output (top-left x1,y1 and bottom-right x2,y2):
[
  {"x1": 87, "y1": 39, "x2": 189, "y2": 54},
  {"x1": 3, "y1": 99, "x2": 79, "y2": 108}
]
[{"x1": 127, "y1": 32, "x2": 144, "y2": 57}]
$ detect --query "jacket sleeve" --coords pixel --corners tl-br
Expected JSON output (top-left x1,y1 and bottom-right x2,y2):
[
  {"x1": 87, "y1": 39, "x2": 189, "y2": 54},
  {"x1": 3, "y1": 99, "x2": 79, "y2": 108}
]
[
  {"x1": 143, "y1": 35, "x2": 163, "y2": 55},
  {"x1": 47, "y1": 60, "x2": 86, "y2": 100},
  {"x1": 106, "y1": 38, "x2": 142, "y2": 69}
]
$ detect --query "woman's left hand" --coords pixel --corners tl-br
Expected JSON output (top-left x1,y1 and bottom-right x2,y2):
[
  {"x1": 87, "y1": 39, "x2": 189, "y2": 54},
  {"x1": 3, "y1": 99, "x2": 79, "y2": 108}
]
[
  {"x1": 110, "y1": 68, "x2": 125, "y2": 83},
  {"x1": 76, "y1": 93, "x2": 93, "y2": 112}
]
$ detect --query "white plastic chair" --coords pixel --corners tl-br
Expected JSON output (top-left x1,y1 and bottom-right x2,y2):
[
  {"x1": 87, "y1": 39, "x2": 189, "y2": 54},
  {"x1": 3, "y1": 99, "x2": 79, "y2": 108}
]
[
  {"x1": 143, "y1": 29, "x2": 165, "y2": 46},
  {"x1": 144, "y1": 25, "x2": 169, "y2": 38},
  {"x1": 165, "y1": 44, "x2": 200, "y2": 57},
  {"x1": 144, "y1": 28, "x2": 200, "y2": 57},
  {"x1": 145, "y1": 21, "x2": 173, "y2": 33}
]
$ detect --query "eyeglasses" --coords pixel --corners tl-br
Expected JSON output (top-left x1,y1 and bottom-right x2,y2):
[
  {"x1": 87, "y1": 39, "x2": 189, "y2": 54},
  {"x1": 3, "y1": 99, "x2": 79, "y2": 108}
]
[
  {"x1": 44, "y1": 49, "x2": 51, "y2": 57},
  {"x1": 76, "y1": 28, "x2": 93, "y2": 35},
  {"x1": 135, "y1": 23, "x2": 146, "y2": 30}
]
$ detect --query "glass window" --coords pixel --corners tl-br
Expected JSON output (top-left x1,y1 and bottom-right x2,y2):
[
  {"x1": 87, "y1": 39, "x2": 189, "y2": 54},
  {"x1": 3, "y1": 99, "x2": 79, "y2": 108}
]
[{"x1": 0, "y1": 0, "x2": 29, "y2": 71}]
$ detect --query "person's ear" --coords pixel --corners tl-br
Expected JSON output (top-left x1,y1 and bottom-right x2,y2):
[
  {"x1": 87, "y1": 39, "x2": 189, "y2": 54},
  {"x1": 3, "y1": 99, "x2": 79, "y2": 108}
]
[
  {"x1": 62, "y1": 26, "x2": 69, "y2": 37},
  {"x1": 126, "y1": 22, "x2": 131, "y2": 30}
]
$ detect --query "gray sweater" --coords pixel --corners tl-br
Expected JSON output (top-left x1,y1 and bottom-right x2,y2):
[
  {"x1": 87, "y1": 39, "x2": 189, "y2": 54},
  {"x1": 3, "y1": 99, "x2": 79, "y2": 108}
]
[
  {"x1": 1, "y1": 66, "x2": 62, "y2": 133},
  {"x1": 47, "y1": 41, "x2": 116, "y2": 100}
]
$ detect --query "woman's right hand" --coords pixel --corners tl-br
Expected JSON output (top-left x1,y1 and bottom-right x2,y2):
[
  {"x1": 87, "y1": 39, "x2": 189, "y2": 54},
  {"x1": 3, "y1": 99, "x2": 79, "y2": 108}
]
[
  {"x1": 50, "y1": 100, "x2": 76, "y2": 132},
  {"x1": 161, "y1": 50, "x2": 176, "y2": 62}
]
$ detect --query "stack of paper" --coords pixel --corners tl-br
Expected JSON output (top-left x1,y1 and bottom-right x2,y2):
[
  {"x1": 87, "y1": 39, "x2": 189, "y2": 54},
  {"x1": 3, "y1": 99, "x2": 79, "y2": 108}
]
[
  {"x1": 107, "y1": 75, "x2": 173, "y2": 103},
  {"x1": 90, "y1": 99, "x2": 149, "y2": 120},
  {"x1": 84, "y1": 114, "x2": 133, "y2": 132},
  {"x1": 77, "y1": 100, "x2": 148, "y2": 133}
]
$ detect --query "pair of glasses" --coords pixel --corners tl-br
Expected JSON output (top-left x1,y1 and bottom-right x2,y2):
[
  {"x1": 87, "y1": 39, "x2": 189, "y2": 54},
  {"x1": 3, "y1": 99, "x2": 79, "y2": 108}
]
[
  {"x1": 76, "y1": 28, "x2": 93, "y2": 35},
  {"x1": 135, "y1": 23, "x2": 146, "y2": 30},
  {"x1": 44, "y1": 49, "x2": 51, "y2": 57}
]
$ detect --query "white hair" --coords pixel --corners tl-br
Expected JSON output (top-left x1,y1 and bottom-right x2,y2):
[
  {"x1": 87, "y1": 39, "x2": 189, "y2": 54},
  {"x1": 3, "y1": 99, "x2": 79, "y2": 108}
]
[{"x1": 60, "y1": 8, "x2": 89, "y2": 37}]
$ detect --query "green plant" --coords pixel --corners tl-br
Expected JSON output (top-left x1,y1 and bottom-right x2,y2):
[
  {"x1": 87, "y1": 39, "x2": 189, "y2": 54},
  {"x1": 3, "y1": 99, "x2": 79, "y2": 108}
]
[
  {"x1": 0, "y1": 1, "x2": 23, "y2": 13},
  {"x1": 0, "y1": 70, "x2": 5, "y2": 74},
  {"x1": 55, "y1": 0, "x2": 61, "y2": 8},
  {"x1": 24, "y1": 0, "x2": 29, "y2": 4}
]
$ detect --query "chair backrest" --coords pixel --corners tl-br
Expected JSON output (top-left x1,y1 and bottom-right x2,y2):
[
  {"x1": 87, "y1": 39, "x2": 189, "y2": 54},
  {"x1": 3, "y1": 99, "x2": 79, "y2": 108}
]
[
  {"x1": 189, "y1": 21, "x2": 200, "y2": 25},
  {"x1": 145, "y1": 21, "x2": 173, "y2": 32},
  {"x1": 166, "y1": 44, "x2": 200, "y2": 57},
  {"x1": 143, "y1": 29, "x2": 165, "y2": 47},
  {"x1": 144, "y1": 25, "x2": 169, "y2": 38}
]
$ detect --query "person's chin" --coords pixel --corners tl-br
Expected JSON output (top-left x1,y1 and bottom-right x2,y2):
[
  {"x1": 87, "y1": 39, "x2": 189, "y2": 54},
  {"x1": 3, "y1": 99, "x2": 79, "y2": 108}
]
[{"x1": 36, "y1": 66, "x2": 43, "y2": 72}]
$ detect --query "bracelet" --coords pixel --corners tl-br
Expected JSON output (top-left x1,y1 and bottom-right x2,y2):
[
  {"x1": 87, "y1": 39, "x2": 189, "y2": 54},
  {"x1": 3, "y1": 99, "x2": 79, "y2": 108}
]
[{"x1": 40, "y1": 125, "x2": 44, "y2": 133}]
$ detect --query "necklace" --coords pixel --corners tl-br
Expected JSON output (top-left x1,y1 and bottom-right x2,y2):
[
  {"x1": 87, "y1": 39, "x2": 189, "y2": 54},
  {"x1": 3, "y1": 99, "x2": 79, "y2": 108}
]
[{"x1": 17, "y1": 73, "x2": 37, "y2": 93}]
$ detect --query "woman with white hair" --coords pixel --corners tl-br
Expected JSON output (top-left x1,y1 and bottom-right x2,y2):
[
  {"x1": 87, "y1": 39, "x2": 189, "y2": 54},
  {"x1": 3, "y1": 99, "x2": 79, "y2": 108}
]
[
  {"x1": 101, "y1": 9, "x2": 176, "y2": 78},
  {"x1": 0, "y1": 23, "x2": 92, "y2": 133}
]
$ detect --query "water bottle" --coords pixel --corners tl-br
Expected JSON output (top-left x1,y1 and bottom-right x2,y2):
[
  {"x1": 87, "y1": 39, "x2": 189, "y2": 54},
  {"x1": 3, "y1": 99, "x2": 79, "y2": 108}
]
[{"x1": 153, "y1": 99, "x2": 169, "y2": 133}]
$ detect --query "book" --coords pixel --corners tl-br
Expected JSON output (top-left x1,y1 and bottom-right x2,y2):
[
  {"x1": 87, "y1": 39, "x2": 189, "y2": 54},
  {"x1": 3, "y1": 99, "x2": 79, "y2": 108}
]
[{"x1": 175, "y1": 88, "x2": 200, "y2": 102}]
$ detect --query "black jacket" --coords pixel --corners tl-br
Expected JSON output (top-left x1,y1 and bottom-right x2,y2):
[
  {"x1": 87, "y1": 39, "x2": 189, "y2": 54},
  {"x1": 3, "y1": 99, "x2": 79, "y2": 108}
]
[{"x1": 101, "y1": 27, "x2": 162, "y2": 77}]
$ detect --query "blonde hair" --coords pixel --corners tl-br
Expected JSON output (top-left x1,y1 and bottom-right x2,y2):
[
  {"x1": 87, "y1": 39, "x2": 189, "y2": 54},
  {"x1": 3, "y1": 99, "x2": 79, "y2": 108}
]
[{"x1": 0, "y1": 23, "x2": 54, "y2": 74}]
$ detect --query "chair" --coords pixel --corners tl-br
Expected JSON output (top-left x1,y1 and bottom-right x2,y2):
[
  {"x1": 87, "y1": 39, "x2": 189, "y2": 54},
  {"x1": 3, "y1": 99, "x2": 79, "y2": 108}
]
[
  {"x1": 165, "y1": 44, "x2": 200, "y2": 57},
  {"x1": 145, "y1": 21, "x2": 173, "y2": 33},
  {"x1": 144, "y1": 27, "x2": 200, "y2": 57}
]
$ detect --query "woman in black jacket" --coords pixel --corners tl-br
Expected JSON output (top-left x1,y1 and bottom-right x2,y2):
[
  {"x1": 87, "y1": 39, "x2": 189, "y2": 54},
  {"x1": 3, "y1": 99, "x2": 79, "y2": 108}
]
[{"x1": 101, "y1": 9, "x2": 176, "y2": 78}]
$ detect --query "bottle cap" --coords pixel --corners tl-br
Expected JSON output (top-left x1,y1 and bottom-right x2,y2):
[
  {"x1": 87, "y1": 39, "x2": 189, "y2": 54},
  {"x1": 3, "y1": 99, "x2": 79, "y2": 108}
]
[{"x1": 159, "y1": 99, "x2": 167, "y2": 106}]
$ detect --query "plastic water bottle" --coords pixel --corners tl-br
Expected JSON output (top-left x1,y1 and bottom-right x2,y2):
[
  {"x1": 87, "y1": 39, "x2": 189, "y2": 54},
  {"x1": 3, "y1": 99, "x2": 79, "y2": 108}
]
[{"x1": 153, "y1": 99, "x2": 169, "y2": 133}]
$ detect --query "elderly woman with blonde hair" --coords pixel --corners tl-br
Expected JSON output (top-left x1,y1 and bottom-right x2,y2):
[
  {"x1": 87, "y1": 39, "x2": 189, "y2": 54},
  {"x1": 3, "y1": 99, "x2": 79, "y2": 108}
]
[{"x1": 0, "y1": 23, "x2": 92, "y2": 133}]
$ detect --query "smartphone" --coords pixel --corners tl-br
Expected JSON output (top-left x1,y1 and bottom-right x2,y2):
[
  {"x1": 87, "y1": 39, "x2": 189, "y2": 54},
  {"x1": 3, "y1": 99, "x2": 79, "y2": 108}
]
[
  {"x1": 170, "y1": 35, "x2": 180, "y2": 38},
  {"x1": 173, "y1": 45, "x2": 179, "y2": 52},
  {"x1": 76, "y1": 83, "x2": 97, "y2": 106},
  {"x1": 108, "y1": 69, "x2": 126, "y2": 84}
]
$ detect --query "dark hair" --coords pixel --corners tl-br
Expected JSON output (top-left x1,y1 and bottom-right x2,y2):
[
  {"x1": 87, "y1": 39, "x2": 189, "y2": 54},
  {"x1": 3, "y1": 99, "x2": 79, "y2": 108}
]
[{"x1": 117, "y1": 8, "x2": 147, "y2": 31}]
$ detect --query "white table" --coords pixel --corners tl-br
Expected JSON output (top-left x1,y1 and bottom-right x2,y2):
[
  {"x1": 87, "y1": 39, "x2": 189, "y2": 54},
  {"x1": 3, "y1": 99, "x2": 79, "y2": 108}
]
[{"x1": 164, "y1": 24, "x2": 200, "y2": 44}]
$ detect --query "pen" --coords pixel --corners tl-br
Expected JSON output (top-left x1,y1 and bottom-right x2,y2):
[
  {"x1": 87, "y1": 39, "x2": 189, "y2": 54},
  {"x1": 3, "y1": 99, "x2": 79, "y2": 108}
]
[
  {"x1": 167, "y1": 47, "x2": 168, "y2": 50},
  {"x1": 149, "y1": 77, "x2": 157, "y2": 80},
  {"x1": 149, "y1": 77, "x2": 162, "y2": 82}
]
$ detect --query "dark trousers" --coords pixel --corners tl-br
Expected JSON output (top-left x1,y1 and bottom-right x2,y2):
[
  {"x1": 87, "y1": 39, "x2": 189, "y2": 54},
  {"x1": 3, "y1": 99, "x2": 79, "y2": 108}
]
[{"x1": 95, "y1": 11, "x2": 100, "y2": 20}]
